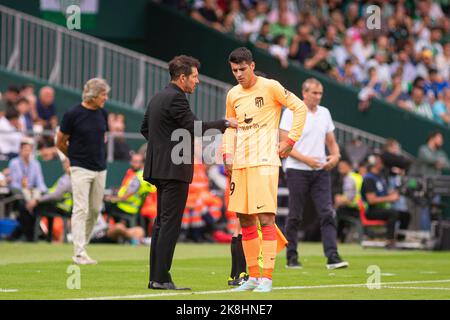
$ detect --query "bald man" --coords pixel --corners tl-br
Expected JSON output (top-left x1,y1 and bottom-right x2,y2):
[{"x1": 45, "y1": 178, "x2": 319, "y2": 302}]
[{"x1": 36, "y1": 86, "x2": 58, "y2": 129}]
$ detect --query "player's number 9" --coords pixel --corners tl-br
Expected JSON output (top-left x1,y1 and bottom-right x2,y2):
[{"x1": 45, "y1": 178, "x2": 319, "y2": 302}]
[{"x1": 230, "y1": 182, "x2": 235, "y2": 195}]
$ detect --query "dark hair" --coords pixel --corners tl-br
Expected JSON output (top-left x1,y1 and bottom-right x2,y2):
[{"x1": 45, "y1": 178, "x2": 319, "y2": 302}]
[
  {"x1": 427, "y1": 130, "x2": 442, "y2": 142},
  {"x1": 5, "y1": 107, "x2": 19, "y2": 120},
  {"x1": 228, "y1": 47, "x2": 253, "y2": 64},
  {"x1": 16, "y1": 97, "x2": 30, "y2": 106},
  {"x1": 168, "y1": 55, "x2": 200, "y2": 81},
  {"x1": 21, "y1": 83, "x2": 34, "y2": 91},
  {"x1": 7, "y1": 85, "x2": 20, "y2": 94},
  {"x1": 413, "y1": 76, "x2": 425, "y2": 87}
]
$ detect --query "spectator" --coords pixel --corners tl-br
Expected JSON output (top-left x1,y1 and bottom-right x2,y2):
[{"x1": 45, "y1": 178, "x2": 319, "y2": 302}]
[
  {"x1": 35, "y1": 86, "x2": 58, "y2": 130},
  {"x1": 269, "y1": 11, "x2": 296, "y2": 44},
  {"x1": 15, "y1": 97, "x2": 33, "y2": 133},
  {"x1": 7, "y1": 140, "x2": 47, "y2": 241},
  {"x1": 0, "y1": 107, "x2": 23, "y2": 160},
  {"x1": 289, "y1": 24, "x2": 314, "y2": 65},
  {"x1": 268, "y1": 34, "x2": 289, "y2": 68},
  {"x1": 236, "y1": 6, "x2": 263, "y2": 41},
  {"x1": 428, "y1": 68, "x2": 449, "y2": 101},
  {"x1": 358, "y1": 67, "x2": 383, "y2": 111},
  {"x1": 382, "y1": 72, "x2": 410, "y2": 110},
  {"x1": 223, "y1": 0, "x2": 244, "y2": 34},
  {"x1": 432, "y1": 87, "x2": 450, "y2": 126},
  {"x1": 191, "y1": 0, "x2": 226, "y2": 33},
  {"x1": 415, "y1": 26, "x2": 444, "y2": 57},
  {"x1": 0, "y1": 85, "x2": 20, "y2": 116},
  {"x1": 304, "y1": 45, "x2": 335, "y2": 75},
  {"x1": 332, "y1": 35, "x2": 364, "y2": 68},
  {"x1": 339, "y1": 58, "x2": 359, "y2": 87},
  {"x1": 390, "y1": 49, "x2": 417, "y2": 85},
  {"x1": 37, "y1": 136, "x2": 58, "y2": 161},
  {"x1": 254, "y1": 0, "x2": 269, "y2": 21},
  {"x1": 365, "y1": 51, "x2": 391, "y2": 87},
  {"x1": 361, "y1": 154, "x2": 410, "y2": 248},
  {"x1": 435, "y1": 42, "x2": 450, "y2": 81},
  {"x1": 19, "y1": 84, "x2": 35, "y2": 100},
  {"x1": 343, "y1": 2, "x2": 359, "y2": 28},
  {"x1": 267, "y1": 0, "x2": 297, "y2": 26},
  {"x1": 329, "y1": 8, "x2": 346, "y2": 35},
  {"x1": 405, "y1": 85, "x2": 433, "y2": 119},
  {"x1": 417, "y1": 131, "x2": 450, "y2": 176},
  {"x1": 251, "y1": 20, "x2": 273, "y2": 50},
  {"x1": 345, "y1": 135, "x2": 370, "y2": 170},
  {"x1": 318, "y1": 25, "x2": 341, "y2": 49},
  {"x1": 416, "y1": 49, "x2": 437, "y2": 80},
  {"x1": 108, "y1": 113, "x2": 132, "y2": 161}
]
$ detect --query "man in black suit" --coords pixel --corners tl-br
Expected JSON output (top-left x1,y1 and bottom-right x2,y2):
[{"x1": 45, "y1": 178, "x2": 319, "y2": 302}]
[{"x1": 141, "y1": 55, "x2": 237, "y2": 290}]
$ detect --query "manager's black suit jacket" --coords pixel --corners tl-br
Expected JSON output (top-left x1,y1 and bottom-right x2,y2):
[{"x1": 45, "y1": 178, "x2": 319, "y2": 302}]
[{"x1": 140, "y1": 83, "x2": 227, "y2": 184}]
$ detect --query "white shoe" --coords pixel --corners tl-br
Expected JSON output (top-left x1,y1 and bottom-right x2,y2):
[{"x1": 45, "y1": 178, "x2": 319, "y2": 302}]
[
  {"x1": 232, "y1": 277, "x2": 260, "y2": 292},
  {"x1": 253, "y1": 278, "x2": 273, "y2": 293},
  {"x1": 72, "y1": 254, "x2": 97, "y2": 265}
]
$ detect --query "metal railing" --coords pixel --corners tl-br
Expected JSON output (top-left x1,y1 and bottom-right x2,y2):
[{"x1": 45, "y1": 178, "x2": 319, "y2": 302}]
[{"x1": 0, "y1": 4, "x2": 231, "y2": 121}]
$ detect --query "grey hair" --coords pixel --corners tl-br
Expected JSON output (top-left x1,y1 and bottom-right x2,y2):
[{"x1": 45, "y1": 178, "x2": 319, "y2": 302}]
[
  {"x1": 301, "y1": 78, "x2": 322, "y2": 92},
  {"x1": 82, "y1": 78, "x2": 110, "y2": 102}
]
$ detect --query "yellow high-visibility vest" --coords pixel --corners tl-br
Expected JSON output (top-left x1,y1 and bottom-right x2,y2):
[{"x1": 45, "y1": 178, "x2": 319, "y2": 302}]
[
  {"x1": 48, "y1": 179, "x2": 72, "y2": 213},
  {"x1": 117, "y1": 169, "x2": 156, "y2": 215}
]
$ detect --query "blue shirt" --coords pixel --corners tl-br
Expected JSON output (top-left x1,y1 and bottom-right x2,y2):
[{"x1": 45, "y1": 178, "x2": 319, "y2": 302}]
[
  {"x1": 36, "y1": 101, "x2": 56, "y2": 121},
  {"x1": 60, "y1": 104, "x2": 108, "y2": 171},
  {"x1": 8, "y1": 157, "x2": 47, "y2": 192},
  {"x1": 432, "y1": 101, "x2": 449, "y2": 126}
]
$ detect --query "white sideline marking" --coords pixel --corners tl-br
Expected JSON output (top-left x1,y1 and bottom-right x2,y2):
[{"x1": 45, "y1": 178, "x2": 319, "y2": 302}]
[
  {"x1": 0, "y1": 289, "x2": 18, "y2": 293},
  {"x1": 381, "y1": 286, "x2": 450, "y2": 291},
  {"x1": 74, "y1": 279, "x2": 450, "y2": 300}
]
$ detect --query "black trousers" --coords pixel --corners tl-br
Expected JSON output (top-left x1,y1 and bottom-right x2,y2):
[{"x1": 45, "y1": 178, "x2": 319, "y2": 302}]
[
  {"x1": 366, "y1": 208, "x2": 410, "y2": 240},
  {"x1": 285, "y1": 169, "x2": 338, "y2": 259},
  {"x1": 149, "y1": 179, "x2": 189, "y2": 284}
]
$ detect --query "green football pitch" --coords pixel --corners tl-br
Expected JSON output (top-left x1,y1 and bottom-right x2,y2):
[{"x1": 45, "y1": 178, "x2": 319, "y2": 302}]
[{"x1": 1, "y1": 242, "x2": 450, "y2": 300}]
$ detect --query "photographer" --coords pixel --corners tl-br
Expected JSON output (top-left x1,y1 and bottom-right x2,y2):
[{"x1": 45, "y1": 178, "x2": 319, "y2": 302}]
[
  {"x1": 381, "y1": 139, "x2": 412, "y2": 217},
  {"x1": 417, "y1": 131, "x2": 450, "y2": 230},
  {"x1": 361, "y1": 154, "x2": 411, "y2": 248}
]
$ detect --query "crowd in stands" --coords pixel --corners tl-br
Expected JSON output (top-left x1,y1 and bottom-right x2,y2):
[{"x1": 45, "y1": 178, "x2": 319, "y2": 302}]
[
  {"x1": 0, "y1": 84, "x2": 59, "y2": 161},
  {"x1": 161, "y1": 0, "x2": 450, "y2": 126}
]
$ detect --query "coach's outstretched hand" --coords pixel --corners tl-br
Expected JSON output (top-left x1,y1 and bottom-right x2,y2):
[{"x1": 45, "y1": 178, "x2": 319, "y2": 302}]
[{"x1": 226, "y1": 117, "x2": 238, "y2": 128}]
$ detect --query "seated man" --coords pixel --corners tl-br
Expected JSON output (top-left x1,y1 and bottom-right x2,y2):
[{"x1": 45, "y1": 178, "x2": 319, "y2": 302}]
[
  {"x1": 90, "y1": 214, "x2": 146, "y2": 245},
  {"x1": 7, "y1": 140, "x2": 47, "y2": 241},
  {"x1": 361, "y1": 154, "x2": 411, "y2": 247},
  {"x1": 103, "y1": 153, "x2": 155, "y2": 225},
  {"x1": 26, "y1": 159, "x2": 72, "y2": 241}
]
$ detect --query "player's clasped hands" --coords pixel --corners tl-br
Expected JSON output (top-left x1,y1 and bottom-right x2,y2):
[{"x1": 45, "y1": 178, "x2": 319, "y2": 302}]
[{"x1": 278, "y1": 140, "x2": 293, "y2": 158}]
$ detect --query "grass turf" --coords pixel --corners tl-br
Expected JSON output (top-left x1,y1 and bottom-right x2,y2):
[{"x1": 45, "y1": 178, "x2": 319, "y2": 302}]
[{"x1": 1, "y1": 242, "x2": 450, "y2": 300}]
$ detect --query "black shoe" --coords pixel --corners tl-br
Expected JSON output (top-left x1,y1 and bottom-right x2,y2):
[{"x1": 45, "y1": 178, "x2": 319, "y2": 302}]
[
  {"x1": 326, "y1": 253, "x2": 349, "y2": 270},
  {"x1": 286, "y1": 257, "x2": 302, "y2": 269},
  {"x1": 148, "y1": 281, "x2": 191, "y2": 291},
  {"x1": 228, "y1": 272, "x2": 249, "y2": 286}
]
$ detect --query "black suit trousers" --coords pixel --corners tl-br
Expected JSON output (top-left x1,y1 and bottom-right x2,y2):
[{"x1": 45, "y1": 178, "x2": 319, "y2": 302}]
[{"x1": 149, "y1": 179, "x2": 189, "y2": 283}]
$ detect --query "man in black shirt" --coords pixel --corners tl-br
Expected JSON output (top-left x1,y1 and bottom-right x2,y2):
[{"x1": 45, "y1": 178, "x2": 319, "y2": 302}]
[
  {"x1": 361, "y1": 154, "x2": 410, "y2": 247},
  {"x1": 56, "y1": 78, "x2": 110, "y2": 265}
]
